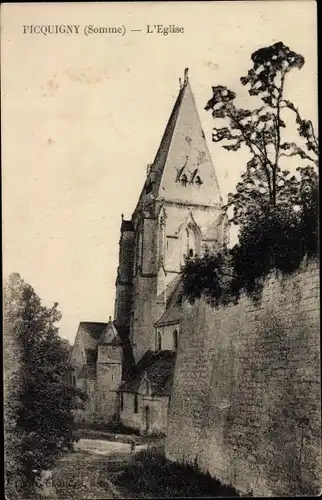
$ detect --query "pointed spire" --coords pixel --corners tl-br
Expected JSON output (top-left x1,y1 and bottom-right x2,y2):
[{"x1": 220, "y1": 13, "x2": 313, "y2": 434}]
[{"x1": 133, "y1": 68, "x2": 223, "y2": 214}]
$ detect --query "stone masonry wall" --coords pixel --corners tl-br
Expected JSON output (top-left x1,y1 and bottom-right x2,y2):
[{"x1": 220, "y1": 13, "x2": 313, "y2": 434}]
[
  {"x1": 166, "y1": 259, "x2": 320, "y2": 496},
  {"x1": 120, "y1": 392, "x2": 169, "y2": 435}
]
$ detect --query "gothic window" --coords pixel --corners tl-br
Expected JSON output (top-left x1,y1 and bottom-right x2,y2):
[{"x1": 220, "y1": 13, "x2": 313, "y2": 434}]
[
  {"x1": 134, "y1": 393, "x2": 138, "y2": 413},
  {"x1": 173, "y1": 330, "x2": 178, "y2": 351},
  {"x1": 180, "y1": 174, "x2": 188, "y2": 186}
]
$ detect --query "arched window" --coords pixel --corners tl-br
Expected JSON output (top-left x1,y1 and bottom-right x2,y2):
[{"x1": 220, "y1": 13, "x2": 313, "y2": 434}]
[
  {"x1": 134, "y1": 393, "x2": 138, "y2": 413},
  {"x1": 195, "y1": 175, "x2": 202, "y2": 186},
  {"x1": 180, "y1": 227, "x2": 196, "y2": 264},
  {"x1": 173, "y1": 330, "x2": 178, "y2": 351},
  {"x1": 180, "y1": 174, "x2": 188, "y2": 186},
  {"x1": 181, "y1": 228, "x2": 189, "y2": 261}
]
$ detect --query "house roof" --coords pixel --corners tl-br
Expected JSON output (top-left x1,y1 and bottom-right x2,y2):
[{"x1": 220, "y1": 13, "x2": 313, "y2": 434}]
[
  {"x1": 165, "y1": 274, "x2": 182, "y2": 305},
  {"x1": 118, "y1": 350, "x2": 176, "y2": 397},
  {"x1": 155, "y1": 276, "x2": 184, "y2": 327},
  {"x1": 76, "y1": 322, "x2": 108, "y2": 349}
]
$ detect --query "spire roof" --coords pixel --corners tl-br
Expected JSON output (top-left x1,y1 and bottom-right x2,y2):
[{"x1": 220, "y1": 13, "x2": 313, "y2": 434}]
[{"x1": 134, "y1": 68, "x2": 223, "y2": 215}]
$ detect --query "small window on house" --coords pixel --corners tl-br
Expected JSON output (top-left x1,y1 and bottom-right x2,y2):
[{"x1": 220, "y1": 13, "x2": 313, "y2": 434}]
[
  {"x1": 188, "y1": 249, "x2": 194, "y2": 257},
  {"x1": 173, "y1": 330, "x2": 179, "y2": 351},
  {"x1": 180, "y1": 174, "x2": 188, "y2": 186},
  {"x1": 120, "y1": 393, "x2": 124, "y2": 411},
  {"x1": 134, "y1": 393, "x2": 138, "y2": 413},
  {"x1": 72, "y1": 375, "x2": 76, "y2": 387},
  {"x1": 157, "y1": 331, "x2": 162, "y2": 351}
]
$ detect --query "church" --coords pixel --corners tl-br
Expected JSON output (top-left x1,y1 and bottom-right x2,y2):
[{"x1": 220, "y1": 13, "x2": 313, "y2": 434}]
[{"x1": 70, "y1": 68, "x2": 229, "y2": 435}]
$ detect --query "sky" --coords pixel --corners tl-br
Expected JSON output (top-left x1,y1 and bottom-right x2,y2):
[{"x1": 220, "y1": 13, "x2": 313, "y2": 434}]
[{"x1": 2, "y1": 2, "x2": 317, "y2": 343}]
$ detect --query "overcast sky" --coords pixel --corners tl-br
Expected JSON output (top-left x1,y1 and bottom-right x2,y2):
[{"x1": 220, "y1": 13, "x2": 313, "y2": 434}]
[{"x1": 2, "y1": 2, "x2": 317, "y2": 343}]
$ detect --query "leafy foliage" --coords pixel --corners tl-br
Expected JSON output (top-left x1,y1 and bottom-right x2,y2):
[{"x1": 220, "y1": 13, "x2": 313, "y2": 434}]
[
  {"x1": 182, "y1": 173, "x2": 318, "y2": 305},
  {"x1": 4, "y1": 273, "x2": 86, "y2": 498},
  {"x1": 182, "y1": 42, "x2": 318, "y2": 305},
  {"x1": 205, "y1": 41, "x2": 318, "y2": 224}
]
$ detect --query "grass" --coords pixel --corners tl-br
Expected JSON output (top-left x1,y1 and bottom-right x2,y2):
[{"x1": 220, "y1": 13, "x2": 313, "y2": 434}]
[
  {"x1": 73, "y1": 428, "x2": 163, "y2": 446},
  {"x1": 23, "y1": 440, "x2": 240, "y2": 499},
  {"x1": 107, "y1": 446, "x2": 240, "y2": 498}
]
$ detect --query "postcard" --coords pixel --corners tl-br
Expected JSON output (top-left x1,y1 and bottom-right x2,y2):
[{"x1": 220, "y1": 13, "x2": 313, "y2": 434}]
[{"x1": 2, "y1": 2, "x2": 319, "y2": 498}]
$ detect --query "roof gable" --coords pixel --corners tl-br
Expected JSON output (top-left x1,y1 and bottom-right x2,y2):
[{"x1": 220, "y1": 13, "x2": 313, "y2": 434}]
[
  {"x1": 98, "y1": 318, "x2": 122, "y2": 345},
  {"x1": 76, "y1": 322, "x2": 108, "y2": 349},
  {"x1": 119, "y1": 350, "x2": 176, "y2": 396}
]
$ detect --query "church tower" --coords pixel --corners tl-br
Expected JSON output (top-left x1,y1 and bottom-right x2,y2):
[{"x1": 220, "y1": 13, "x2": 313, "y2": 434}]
[
  {"x1": 115, "y1": 69, "x2": 229, "y2": 363},
  {"x1": 95, "y1": 318, "x2": 123, "y2": 420}
]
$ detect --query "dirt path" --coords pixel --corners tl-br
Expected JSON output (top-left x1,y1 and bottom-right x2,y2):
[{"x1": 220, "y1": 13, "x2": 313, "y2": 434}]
[{"x1": 52, "y1": 438, "x2": 142, "y2": 499}]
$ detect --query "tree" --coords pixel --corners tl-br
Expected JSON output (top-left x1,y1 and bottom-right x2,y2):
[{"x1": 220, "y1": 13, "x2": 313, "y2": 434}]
[
  {"x1": 181, "y1": 42, "x2": 318, "y2": 305},
  {"x1": 4, "y1": 273, "x2": 86, "y2": 498},
  {"x1": 204, "y1": 41, "x2": 318, "y2": 226}
]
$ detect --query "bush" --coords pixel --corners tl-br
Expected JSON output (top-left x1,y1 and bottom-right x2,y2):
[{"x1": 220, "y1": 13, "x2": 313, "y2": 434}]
[
  {"x1": 182, "y1": 185, "x2": 319, "y2": 306},
  {"x1": 116, "y1": 447, "x2": 239, "y2": 497}
]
